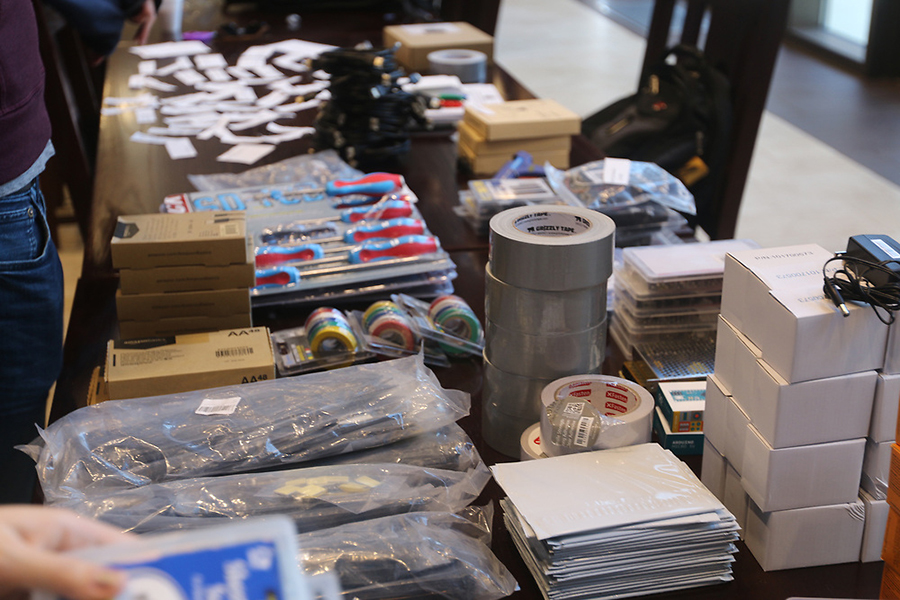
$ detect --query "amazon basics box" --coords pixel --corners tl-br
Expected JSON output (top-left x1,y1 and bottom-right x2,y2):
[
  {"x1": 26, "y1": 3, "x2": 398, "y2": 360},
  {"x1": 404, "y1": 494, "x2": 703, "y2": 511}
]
[
  {"x1": 111, "y1": 212, "x2": 252, "y2": 269},
  {"x1": 720, "y1": 244, "x2": 887, "y2": 383},
  {"x1": 105, "y1": 328, "x2": 274, "y2": 400}
]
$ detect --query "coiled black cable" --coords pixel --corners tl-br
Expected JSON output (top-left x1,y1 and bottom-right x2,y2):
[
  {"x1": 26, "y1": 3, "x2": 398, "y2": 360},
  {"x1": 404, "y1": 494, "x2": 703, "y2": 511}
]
[{"x1": 823, "y1": 254, "x2": 900, "y2": 324}]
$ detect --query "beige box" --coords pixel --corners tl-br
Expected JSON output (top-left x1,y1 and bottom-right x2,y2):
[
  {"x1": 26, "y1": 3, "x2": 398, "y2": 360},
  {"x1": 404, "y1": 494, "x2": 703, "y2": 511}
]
[
  {"x1": 86, "y1": 366, "x2": 109, "y2": 406},
  {"x1": 703, "y1": 374, "x2": 728, "y2": 455},
  {"x1": 720, "y1": 244, "x2": 888, "y2": 383},
  {"x1": 457, "y1": 120, "x2": 572, "y2": 155},
  {"x1": 383, "y1": 21, "x2": 493, "y2": 74},
  {"x1": 118, "y1": 313, "x2": 254, "y2": 341},
  {"x1": 119, "y1": 263, "x2": 256, "y2": 295},
  {"x1": 744, "y1": 497, "x2": 865, "y2": 571},
  {"x1": 741, "y1": 424, "x2": 865, "y2": 512},
  {"x1": 116, "y1": 288, "x2": 251, "y2": 321},
  {"x1": 458, "y1": 138, "x2": 569, "y2": 175},
  {"x1": 462, "y1": 98, "x2": 581, "y2": 142},
  {"x1": 111, "y1": 212, "x2": 251, "y2": 269},
  {"x1": 701, "y1": 438, "x2": 726, "y2": 500},
  {"x1": 105, "y1": 327, "x2": 275, "y2": 400}
]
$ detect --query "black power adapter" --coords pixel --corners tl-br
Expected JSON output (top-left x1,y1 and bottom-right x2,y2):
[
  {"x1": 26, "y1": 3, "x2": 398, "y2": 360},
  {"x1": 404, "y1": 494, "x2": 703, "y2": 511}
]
[{"x1": 823, "y1": 234, "x2": 900, "y2": 324}]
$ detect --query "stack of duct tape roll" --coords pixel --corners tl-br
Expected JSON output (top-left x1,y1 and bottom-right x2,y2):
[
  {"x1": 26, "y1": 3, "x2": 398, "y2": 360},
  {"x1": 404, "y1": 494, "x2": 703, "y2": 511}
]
[{"x1": 483, "y1": 205, "x2": 615, "y2": 457}]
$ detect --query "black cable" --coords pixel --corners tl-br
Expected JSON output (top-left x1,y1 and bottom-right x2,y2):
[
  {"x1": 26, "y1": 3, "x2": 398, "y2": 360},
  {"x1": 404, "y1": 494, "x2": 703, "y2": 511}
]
[{"x1": 823, "y1": 254, "x2": 900, "y2": 325}]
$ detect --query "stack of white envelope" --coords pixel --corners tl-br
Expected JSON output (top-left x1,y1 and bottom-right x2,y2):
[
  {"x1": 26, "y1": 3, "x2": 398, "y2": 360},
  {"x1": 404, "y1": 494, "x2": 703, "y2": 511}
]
[{"x1": 492, "y1": 443, "x2": 739, "y2": 600}]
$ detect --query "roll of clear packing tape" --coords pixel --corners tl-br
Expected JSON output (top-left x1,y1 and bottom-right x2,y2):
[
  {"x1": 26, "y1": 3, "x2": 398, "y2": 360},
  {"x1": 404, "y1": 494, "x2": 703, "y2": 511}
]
[
  {"x1": 489, "y1": 206, "x2": 615, "y2": 291},
  {"x1": 483, "y1": 317, "x2": 606, "y2": 379},
  {"x1": 539, "y1": 375, "x2": 653, "y2": 457},
  {"x1": 482, "y1": 353, "x2": 558, "y2": 457},
  {"x1": 427, "y1": 49, "x2": 487, "y2": 83},
  {"x1": 520, "y1": 423, "x2": 548, "y2": 461},
  {"x1": 484, "y1": 264, "x2": 607, "y2": 333}
]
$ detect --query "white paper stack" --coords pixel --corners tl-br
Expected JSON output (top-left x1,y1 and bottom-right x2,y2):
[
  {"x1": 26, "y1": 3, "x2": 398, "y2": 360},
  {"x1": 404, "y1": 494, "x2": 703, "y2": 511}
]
[{"x1": 492, "y1": 443, "x2": 739, "y2": 600}]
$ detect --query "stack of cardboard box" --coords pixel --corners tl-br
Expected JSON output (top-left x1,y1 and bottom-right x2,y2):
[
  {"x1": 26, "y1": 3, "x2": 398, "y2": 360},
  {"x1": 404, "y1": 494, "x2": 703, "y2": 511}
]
[
  {"x1": 458, "y1": 98, "x2": 580, "y2": 176},
  {"x1": 111, "y1": 212, "x2": 255, "y2": 340},
  {"x1": 701, "y1": 243, "x2": 895, "y2": 571}
]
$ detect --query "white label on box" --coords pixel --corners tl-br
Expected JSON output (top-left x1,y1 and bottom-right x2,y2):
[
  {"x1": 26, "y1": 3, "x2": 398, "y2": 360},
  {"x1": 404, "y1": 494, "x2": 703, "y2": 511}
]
[
  {"x1": 602, "y1": 158, "x2": 632, "y2": 185},
  {"x1": 196, "y1": 397, "x2": 241, "y2": 416},
  {"x1": 400, "y1": 23, "x2": 462, "y2": 35}
]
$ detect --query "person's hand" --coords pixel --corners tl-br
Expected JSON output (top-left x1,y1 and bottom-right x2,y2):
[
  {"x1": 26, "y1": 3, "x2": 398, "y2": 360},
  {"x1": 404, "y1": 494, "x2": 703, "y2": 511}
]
[
  {"x1": 0, "y1": 506, "x2": 131, "y2": 600},
  {"x1": 130, "y1": 0, "x2": 158, "y2": 46}
]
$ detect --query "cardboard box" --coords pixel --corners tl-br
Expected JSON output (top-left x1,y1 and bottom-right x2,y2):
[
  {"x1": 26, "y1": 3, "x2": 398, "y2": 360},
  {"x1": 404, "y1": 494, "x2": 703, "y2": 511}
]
[
  {"x1": 888, "y1": 444, "x2": 900, "y2": 511},
  {"x1": 119, "y1": 263, "x2": 256, "y2": 295},
  {"x1": 116, "y1": 288, "x2": 252, "y2": 321},
  {"x1": 383, "y1": 21, "x2": 493, "y2": 74},
  {"x1": 86, "y1": 366, "x2": 109, "y2": 406},
  {"x1": 703, "y1": 375, "x2": 728, "y2": 455},
  {"x1": 862, "y1": 438, "x2": 892, "y2": 499},
  {"x1": 720, "y1": 244, "x2": 888, "y2": 383},
  {"x1": 458, "y1": 138, "x2": 569, "y2": 175},
  {"x1": 656, "y1": 380, "x2": 705, "y2": 432},
  {"x1": 724, "y1": 461, "x2": 749, "y2": 533},
  {"x1": 118, "y1": 314, "x2": 254, "y2": 341},
  {"x1": 457, "y1": 120, "x2": 572, "y2": 155},
  {"x1": 111, "y1": 212, "x2": 251, "y2": 269},
  {"x1": 701, "y1": 438, "x2": 726, "y2": 500},
  {"x1": 875, "y1": 373, "x2": 900, "y2": 443},
  {"x1": 741, "y1": 425, "x2": 865, "y2": 512},
  {"x1": 713, "y1": 314, "x2": 761, "y2": 402},
  {"x1": 886, "y1": 320, "x2": 900, "y2": 374},
  {"x1": 105, "y1": 328, "x2": 275, "y2": 400},
  {"x1": 462, "y1": 99, "x2": 581, "y2": 142},
  {"x1": 653, "y1": 406, "x2": 703, "y2": 455},
  {"x1": 725, "y1": 393, "x2": 751, "y2": 472},
  {"x1": 860, "y1": 489, "x2": 889, "y2": 562},
  {"x1": 883, "y1": 503, "x2": 900, "y2": 565},
  {"x1": 744, "y1": 497, "x2": 865, "y2": 571}
]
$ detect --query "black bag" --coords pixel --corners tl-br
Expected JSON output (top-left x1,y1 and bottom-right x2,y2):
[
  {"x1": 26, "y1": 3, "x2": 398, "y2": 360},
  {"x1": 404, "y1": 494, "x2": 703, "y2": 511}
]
[{"x1": 582, "y1": 45, "x2": 732, "y2": 230}]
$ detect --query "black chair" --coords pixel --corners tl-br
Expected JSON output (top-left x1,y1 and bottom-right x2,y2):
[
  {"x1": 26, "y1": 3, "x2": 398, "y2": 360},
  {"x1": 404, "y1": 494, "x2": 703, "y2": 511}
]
[{"x1": 599, "y1": 0, "x2": 791, "y2": 240}]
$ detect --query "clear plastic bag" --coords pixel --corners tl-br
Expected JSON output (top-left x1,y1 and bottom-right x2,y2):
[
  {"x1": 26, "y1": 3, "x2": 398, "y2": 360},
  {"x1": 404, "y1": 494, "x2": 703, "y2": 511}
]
[
  {"x1": 188, "y1": 150, "x2": 360, "y2": 191},
  {"x1": 26, "y1": 355, "x2": 469, "y2": 502},
  {"x1": 546, "y1": 160, "x2": 696, "y2": 215},
  {"x1": 297, "y1": 510, "x2": 519, "y2": 600},
  {"x1": 52, "y1": 462, "x2": 492, "y2": 534}
]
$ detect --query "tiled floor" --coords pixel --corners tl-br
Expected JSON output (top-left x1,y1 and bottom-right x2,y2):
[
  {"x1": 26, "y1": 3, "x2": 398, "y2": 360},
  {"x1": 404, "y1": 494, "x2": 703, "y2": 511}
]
[{"x1": 494, "y1": 0, "x2": 900, "y2": 252}]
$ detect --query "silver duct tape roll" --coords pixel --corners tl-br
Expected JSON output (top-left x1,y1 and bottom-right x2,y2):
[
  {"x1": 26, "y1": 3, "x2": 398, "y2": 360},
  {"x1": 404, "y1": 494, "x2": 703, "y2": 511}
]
[
  {"x1": 485, "y1": 264, "x2": 607, "y2": 333},
  {"x1": 427, "y1": 49, "x2": 487, "y2": 83},
  {"x1": 538, "y1": 375, "x2": 654, "y2": 457},
  {"x1": 489, "y1": 206, "x2": 615, "y2": 291},
  {"x1": 484, "y1": 318, "x2": 607, "y2": 378},
  {"x1": 482, "y1": 354, "x2": 558, "y2": 457},
  {"x1": 520, "y1": 422, "x2": 548, "y2": 460}
]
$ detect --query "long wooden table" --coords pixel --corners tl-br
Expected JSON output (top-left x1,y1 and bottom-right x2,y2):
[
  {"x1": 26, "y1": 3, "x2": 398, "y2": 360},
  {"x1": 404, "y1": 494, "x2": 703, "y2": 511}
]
[{"x1": 53, "y1": 5, "x2": 886, "y2": 599}]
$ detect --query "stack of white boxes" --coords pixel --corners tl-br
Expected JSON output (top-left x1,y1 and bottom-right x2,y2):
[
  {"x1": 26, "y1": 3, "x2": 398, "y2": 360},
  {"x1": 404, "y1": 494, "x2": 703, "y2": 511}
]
[{"x1": 701, "y1": 243, "x2": 898, "y2": 571}]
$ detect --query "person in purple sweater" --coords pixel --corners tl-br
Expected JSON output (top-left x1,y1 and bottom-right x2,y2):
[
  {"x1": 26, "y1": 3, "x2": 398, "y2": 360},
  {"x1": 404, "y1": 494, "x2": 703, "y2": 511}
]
[{"x1": 0, "y1": 0, "x2": 156, "y2": 503}]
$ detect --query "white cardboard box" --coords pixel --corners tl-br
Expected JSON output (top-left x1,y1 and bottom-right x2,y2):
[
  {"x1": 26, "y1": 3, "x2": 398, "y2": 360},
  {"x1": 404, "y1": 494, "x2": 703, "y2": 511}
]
[
  {"x1": 724, "y1": 461, "x2": 749, "y2": 534},
  {"x1": 741, "y1": 425, "x2": 865, "y2": 512},
  {"x1": 713, "y1": 315, "x2": 761, "y2": 396},
  {"x1": 725, "y1": 393, "x2": 751, "y2": 473},
  {"x1": 860, "y1": 489, "x2": 889, "y2": 562},
  {"x1": 701, "y1": 438, "x2": 726, "y2": 500},
  {"x1": 703, "y1": 375, "x2": 729, "y2": 454},
  {"x1": 861, "y1": 438, "x2": 892, "y2": 499},
  {"x1": 719, "y1": 314, "x2": 877, "y2": 447},
  {"x1": 744, "y1": 497, "x2": 865, "y2": 571},
  {"x1": 885, "y1": 320, "x2": 900, "y2": 374},
  {"x1": 873, "y1": 373, "x2": 900, "y2": 442},
  {"x1": 721, "y1": 244, "x2": 887, "y2": 383}
]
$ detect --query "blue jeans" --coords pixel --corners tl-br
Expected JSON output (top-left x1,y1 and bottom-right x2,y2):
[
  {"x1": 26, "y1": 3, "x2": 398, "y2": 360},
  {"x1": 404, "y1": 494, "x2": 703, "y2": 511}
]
[{"x1": 0, "y1": 178, "x2": 63, "y2": 503}]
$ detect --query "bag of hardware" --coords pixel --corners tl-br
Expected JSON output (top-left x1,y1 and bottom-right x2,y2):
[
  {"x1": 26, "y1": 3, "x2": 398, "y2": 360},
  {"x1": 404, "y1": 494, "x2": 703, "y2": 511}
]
[
  {"x1": 581, "y1": 44, "x2": 732, "y2": 227},
  {"x1": 53, "y1": 462, "x2": 492, "y2": 534},
  {"x1": 25, "y1": 354, "x2": 470, "y2": 502},
  {"x1": 297, "y1": 510, "x2": 519, "y2": 600}
]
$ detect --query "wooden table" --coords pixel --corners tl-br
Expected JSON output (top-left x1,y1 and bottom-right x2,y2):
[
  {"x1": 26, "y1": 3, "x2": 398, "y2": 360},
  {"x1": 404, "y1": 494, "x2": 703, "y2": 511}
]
[{"x1": 54, "y1": 5, "x2": 886, "y2": 599}]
